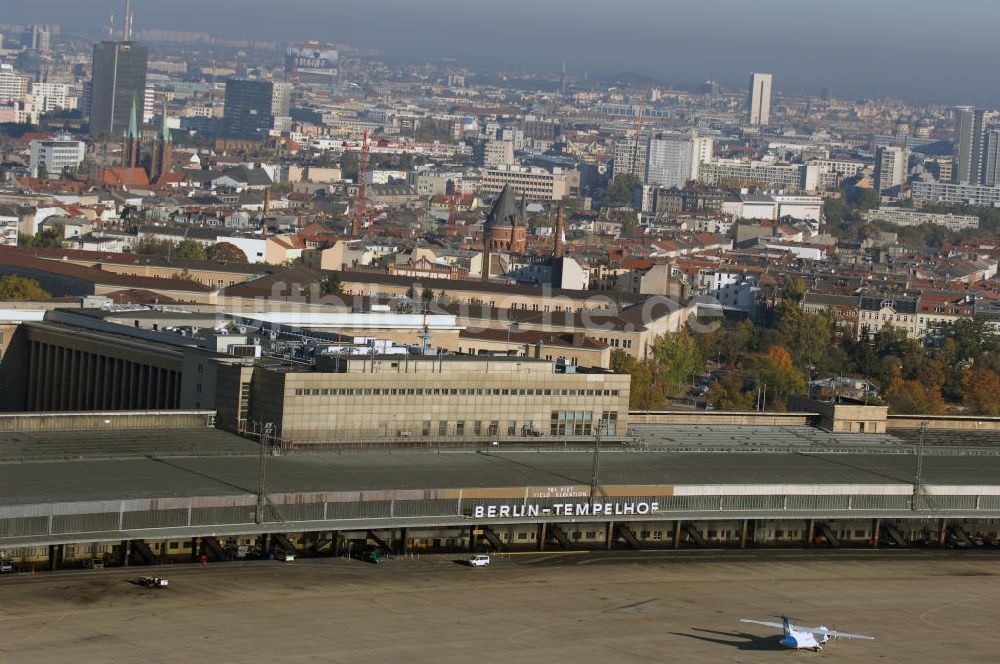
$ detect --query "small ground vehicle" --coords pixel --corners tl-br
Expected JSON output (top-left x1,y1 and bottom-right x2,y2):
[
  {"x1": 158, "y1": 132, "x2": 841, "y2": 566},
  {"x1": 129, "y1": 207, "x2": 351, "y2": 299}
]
[
  {"x1": 85, "y1": 558, "x2": 105, "y2": 569},
  {"x1": 136, "y1": 576, "x2": 168, "y2": 588},
  {"x1": 0, "y1": 559, "x2": 13, "y2": 573},
  {"x1": 468, "y1": 554, "x2": 491, "y2": 567},
  {"x1": 274, "y1": 550, "x2": 295, "y2": 562},
  {"x1": 356, "y1": 547, "x2": 385, "y2": 564}
]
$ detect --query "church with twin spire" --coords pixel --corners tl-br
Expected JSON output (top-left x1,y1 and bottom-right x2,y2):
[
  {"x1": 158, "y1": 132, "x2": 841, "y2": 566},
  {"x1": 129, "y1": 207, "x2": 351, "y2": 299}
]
[{"x1": 119, "y1": 97, "x2": 172, "y2": 185}]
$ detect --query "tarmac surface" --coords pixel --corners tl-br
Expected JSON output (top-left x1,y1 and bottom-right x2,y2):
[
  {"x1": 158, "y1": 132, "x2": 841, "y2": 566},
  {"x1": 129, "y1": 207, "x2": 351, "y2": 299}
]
[
  {"x1": 0, "y1": 550, "x2": 997, "y2": 663},
  {"x1": 3, "y1": 449, "x2": 1000, "y2": 505}
]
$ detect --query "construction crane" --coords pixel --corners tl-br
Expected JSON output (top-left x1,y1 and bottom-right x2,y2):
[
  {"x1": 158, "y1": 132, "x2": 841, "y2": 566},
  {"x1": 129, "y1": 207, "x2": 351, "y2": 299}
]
[
  {"x1": 630, "y1": 86, "x2": 650, "y2": 179},
  {"x1": 352, "y1": 130, "x2": 370, "y2": 237},
  {"x1": 446, "y1": 188, "x2": 460, "y2": 238}
]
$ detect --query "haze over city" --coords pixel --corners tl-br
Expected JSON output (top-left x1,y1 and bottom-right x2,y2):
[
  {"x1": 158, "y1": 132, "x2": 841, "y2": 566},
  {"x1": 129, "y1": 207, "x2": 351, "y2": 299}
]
[
  {"x1": 7, "y1": 0, "x2": 1000, "y2": 102},
  {"x1": 1, "y1": 1, "x2": 1000, "y2": 661}
]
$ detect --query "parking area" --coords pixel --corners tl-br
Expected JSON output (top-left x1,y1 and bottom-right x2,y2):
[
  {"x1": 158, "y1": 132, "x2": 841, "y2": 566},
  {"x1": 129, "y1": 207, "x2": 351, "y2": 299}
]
[{"x1": 0, "y1": 550, "x2": 997, "y2": 663}]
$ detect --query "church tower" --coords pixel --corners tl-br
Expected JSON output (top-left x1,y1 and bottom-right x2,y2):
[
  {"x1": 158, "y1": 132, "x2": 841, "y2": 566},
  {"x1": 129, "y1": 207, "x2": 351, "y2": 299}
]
[
  {"x1": 148, "y1": 100, "x2": 172, "y2": 183},
  {"x1": 122, "y1": 97, "x2": 140, "y2": 168}
]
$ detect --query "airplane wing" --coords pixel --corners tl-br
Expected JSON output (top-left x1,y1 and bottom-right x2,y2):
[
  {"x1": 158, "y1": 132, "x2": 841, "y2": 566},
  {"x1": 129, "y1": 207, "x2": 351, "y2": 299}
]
[
  {"x1": 798, "y1": 626, "x2": 874, "y2": 640},
  {"x1": 739, "y1": 619, "x2": 786, "y2": 631}
]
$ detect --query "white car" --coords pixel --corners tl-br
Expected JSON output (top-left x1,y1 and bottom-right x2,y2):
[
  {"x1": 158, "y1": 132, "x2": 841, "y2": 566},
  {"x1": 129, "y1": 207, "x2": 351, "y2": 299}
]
[
  {"x1": 468, "y1": 554, "x2": 490, "y2": 567},
  {"x1": 275, "y1": 550, "x2": 295, "y2": 562}
]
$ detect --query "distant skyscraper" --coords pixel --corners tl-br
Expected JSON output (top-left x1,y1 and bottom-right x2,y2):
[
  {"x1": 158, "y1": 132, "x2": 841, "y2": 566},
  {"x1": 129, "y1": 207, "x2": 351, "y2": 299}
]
[
  {"x1": 747, "y1": 72, "x2": 772, "y2": 126},
  {"x1": 223, "y1": 79, "x2": 275, "y2": 140},
  {"x1": 954, "y1": 106, "x2": 989, "y2": 185},
  {"x1": 874, "y1": 145, "x2": 908, "y2": 193},
  {"x1": 89, "y1": 40, "x2": 148, "y2": 136}
]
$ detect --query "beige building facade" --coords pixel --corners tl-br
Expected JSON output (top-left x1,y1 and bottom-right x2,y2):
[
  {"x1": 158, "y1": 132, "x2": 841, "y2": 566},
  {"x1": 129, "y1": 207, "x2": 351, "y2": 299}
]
[{"x1": 223, "y1": 356, "x2": 630, "y2": 444}]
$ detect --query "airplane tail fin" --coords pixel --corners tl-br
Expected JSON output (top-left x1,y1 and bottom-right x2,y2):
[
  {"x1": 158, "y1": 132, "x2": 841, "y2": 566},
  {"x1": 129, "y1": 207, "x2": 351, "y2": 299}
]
[{"x1": 768, "y1": 614, "x2": 800, "y2": 637}]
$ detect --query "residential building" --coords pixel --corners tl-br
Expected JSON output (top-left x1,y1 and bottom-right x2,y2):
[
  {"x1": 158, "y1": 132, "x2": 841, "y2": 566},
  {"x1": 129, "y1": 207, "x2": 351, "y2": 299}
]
[
  {"x1": 864, "y1": 207, "x2": 979, "y2": 231},
  {"x1": 954, "y1": 106, "x2": 988, "y2": 184},
  {"x1": 0, "y1": 70, "x2": 27, "y2": 102},
  {"x1": 912, "y1": 181, "x2": 1000, "y2": 206},
  {"x1": 89, "y1": 41, "x2": 148, "y2": 136},
  {"x1": 480, "y1": 139, "x2": 515, "y2": 168},
  {"x1": 645, "y1": 133, "x2": 712, "y2": 189},
  {"x1": 0, "y1": 207, "x2": 19, "y2": 246},
  {"x1": 698, "y1": 159, "x2": 819, "y2": 192},
  {"x1": 30, "y1": 82, "x2": 74, "y2": 113},
  {"x1": 271, "y1": 81, "x2": 292, "y2": 117},
  {"x1": 747, "y1": 72, "x2": 773, "y2": 126},
  {"x1": 613, "y1": 138, "x2": 647, "y2": 181},
  {"x1": 874, "y1": 146, "x2": 908, "y2": 192}
]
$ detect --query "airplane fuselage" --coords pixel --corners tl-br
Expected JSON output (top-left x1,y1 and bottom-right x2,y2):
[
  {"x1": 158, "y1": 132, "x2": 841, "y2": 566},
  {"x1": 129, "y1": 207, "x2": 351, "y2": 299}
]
[{"x1": 781, "y1": 629, "x2": 830, "y2": 650}]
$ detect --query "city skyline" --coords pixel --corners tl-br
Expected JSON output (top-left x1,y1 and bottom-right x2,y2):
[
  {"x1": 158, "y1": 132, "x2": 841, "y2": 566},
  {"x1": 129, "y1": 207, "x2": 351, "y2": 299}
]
[{"x1": 7, "y1": 0, "x2": 1000, "y2": 104}]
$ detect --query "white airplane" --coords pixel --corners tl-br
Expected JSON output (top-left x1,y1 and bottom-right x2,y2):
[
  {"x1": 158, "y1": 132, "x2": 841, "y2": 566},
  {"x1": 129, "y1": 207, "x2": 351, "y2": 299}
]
[{"x1": 740, "y1": 614, "x2": 874, "y2": 651}]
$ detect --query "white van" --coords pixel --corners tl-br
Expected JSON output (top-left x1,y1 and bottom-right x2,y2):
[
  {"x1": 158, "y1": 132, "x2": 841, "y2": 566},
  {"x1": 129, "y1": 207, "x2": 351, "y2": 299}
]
[{"x1": 468, "y1": 554, "x2": 490, "y2": 568}]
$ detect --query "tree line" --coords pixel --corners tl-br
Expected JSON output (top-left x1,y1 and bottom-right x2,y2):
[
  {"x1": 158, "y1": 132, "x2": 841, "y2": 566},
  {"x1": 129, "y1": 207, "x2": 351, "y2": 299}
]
[{"x1": 613, "y1": 280, "x2": 1000, "y2": 416}]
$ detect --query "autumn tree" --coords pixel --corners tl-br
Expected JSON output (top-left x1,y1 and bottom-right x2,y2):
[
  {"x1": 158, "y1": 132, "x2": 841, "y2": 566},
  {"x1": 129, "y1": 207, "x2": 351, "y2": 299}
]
[
  {"x1": 0, "y1": 275, "x2": 51, "y2": 300},
  {"x1": 884, "y1": 378, "x2": 946, "y2": 415},
  {"x1": 962, "y1": 368, "x2": 1000, "y2": 416},
  {"x1": 206, "y1": 242, "x2": 248, "y2": 263},
  {"x1": 750, "y1": 345, "x2": 807, "y2": 410}
]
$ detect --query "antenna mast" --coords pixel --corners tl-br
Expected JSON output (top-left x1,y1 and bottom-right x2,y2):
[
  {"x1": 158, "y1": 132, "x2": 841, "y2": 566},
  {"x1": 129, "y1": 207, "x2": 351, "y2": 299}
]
[{"x1": 123, "y1": 0, "x2": 134, "y2": 41}]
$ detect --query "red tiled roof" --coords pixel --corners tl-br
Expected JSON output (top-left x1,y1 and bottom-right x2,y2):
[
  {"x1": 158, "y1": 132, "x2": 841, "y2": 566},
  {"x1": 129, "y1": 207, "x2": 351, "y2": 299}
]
[{"x1": 101, "y1": 167, "x2": 150, "y2": 188}]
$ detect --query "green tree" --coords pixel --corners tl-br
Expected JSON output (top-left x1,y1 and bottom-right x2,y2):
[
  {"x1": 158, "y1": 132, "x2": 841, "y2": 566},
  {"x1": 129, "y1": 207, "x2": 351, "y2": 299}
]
[
  {"x1": 847, "y1": 186, "x2": 881, "y2": 211},
  {"x1": 823, "y1": 196, "x2": 848, "y2": 226},
  {"x1": 611, "y1": 349, "x2": 666, "y2": 410},
  {"x1": 206, "y1": 242, "x2": 248, "y2": 263},
  {"x1": 650, "y1": 329, "x2": 703, "y2": 397},
  {"x1": 19, "y1": 224, "x2": 64, "y2": 249},
  {"x1": 133, "y1": 237, "x2": 176, "y2": 258},
  {"x1": 175, "y1": 239, "x2": 207, "y2": 260},
  {"x1": 717, "y1": 319, "x2": 754, "y2": 367},
  {"x1": 707, "y1": 374, "x2": 754, "y2": 410},
  {"x1": 36, "y1": 162, "x2": 48, "y2": 179},
  {"x1": 604, "y1": 173, "x2": 641, "y2": 208},
  {"x1": 320, "y1": 273, "x2": 343, "y2": 295},
  {"x1": 0, "y1": 275, "x2": 50, "y2": 300}
]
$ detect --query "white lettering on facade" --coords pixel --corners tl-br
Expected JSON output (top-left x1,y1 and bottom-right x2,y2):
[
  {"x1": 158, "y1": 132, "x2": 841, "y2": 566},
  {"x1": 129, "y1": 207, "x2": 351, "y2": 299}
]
[{"x1": 473, "y1": 501, "x2": 661, "y2": 520}]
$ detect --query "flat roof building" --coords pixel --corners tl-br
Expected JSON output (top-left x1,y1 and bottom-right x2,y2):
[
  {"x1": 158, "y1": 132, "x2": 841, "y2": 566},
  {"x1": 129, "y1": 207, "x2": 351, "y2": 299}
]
[{"x1": 217, "y1": 355, "x2": 630, "y2": 445}]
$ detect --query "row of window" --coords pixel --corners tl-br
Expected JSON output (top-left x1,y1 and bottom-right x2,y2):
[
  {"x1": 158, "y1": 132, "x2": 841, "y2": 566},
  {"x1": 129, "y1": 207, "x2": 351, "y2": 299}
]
[
  {"x1": 551, "y1": 410, "x2": 619, "y2": 436},
  {"x1": 408, "y1": 410, "x2": 621, "y2": 438},
  {"x1": 293, "y1": 387, "x2": 621, "y2": 398}
]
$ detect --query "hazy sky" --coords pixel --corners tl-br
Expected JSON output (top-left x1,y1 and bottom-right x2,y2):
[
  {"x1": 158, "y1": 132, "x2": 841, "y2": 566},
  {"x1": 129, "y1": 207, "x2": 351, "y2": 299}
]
[{"x1": 9, "y1": 0, "x2": 1000, "y2": 103}]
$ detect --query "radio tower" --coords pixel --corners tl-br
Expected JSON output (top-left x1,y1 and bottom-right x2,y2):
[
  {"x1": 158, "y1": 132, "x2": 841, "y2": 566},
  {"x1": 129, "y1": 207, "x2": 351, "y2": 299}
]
[{"x1": 352, "y1": 131, "x2": 370, "y2": 237}]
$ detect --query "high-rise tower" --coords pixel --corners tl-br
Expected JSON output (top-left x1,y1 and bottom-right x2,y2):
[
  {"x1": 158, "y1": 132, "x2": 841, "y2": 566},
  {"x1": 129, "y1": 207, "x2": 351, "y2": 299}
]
[
  {"x1": 89, "y1": 2, "x2": 147, "y2": 136},
  {"x1": 747, "y1": 72, "x2": 773, "y2": 126}
]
